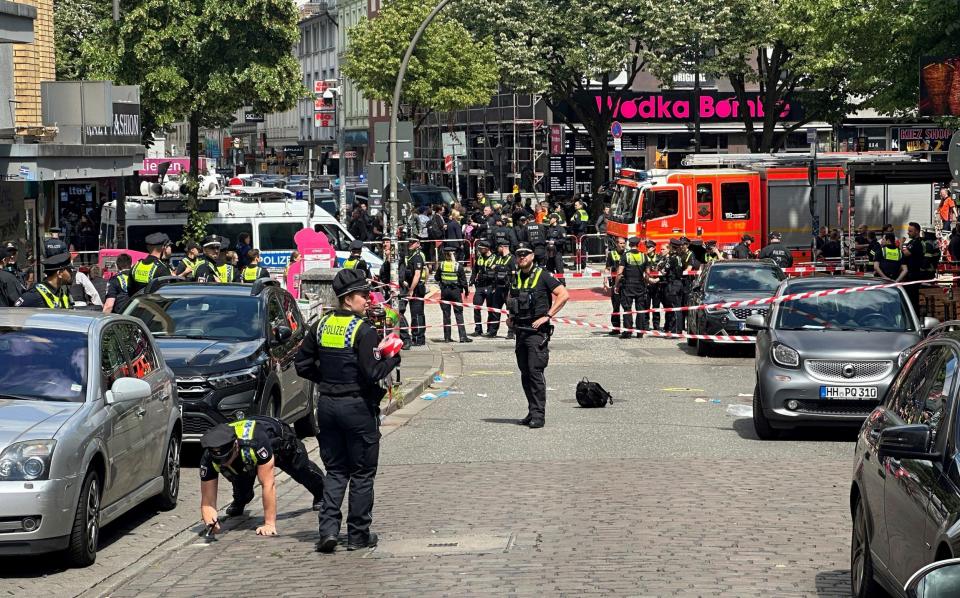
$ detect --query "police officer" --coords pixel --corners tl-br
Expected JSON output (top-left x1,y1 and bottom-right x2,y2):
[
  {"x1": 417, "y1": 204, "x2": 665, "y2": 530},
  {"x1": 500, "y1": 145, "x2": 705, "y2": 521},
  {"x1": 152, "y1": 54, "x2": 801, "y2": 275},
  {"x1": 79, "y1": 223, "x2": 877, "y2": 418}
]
[
  {"x1": 102, "y1": 253, "x2": 132, "y2": 314},
  {"x1": 617, "y1": 237, "x2": 649, "y2": 338},
  {"x1": 0, "y1": 247, "x2": 23, "y2": 307},
  {"x1": 922, "y1": 229, "x2": 941, "y2": 280},
  {"x1": 730, "y1": 234, "x2": 754, "y2": 259},
  {"x1": 901, "y1": 222, "x2": 926, "y2": 311},
  {"x1": 873, "y1": 232, "x2": 907, "y2": 282},
  {"x1": 241, "y1": 249, "x2": 271, "y2": 282},
  {"x1": 523, "y1": 217, "x2": 548, "y2": 267},
  {"x1": 487, "y1": 240, "x2": 516, "y2": 338},
  {"x1": 43, "y1": 227, "x2": 68, "y2": 259},
  {"x1": 704, "y1": 240, "x2": 723, "y2": 263},
  {"x1": 400, "y1": 238, "x2": 427, "y2": 346},
  {"x1": 645, "y1": 241, "x2": 665, "y2": 332},
  {"x1": 127, "y1": 233, "x2": 173, "y2": 295},
  {"x1": 507, "y1": 243, "x2": 569, "y2": 428},
  {"x1": 295, "y1": 269, "x2": 401, "y2": 553},
  {"x1": 661, "y1": 239, "x2": 685, "y2": 334},
  {"x1": 176, "y1": 242, "x2": 202, "y2": 280},
  {"x1": 678, "y1": 238, "x2": 700, "y2": 331},
  {"x1": 545, "y1": 214, "x2": 566, "y2": 278},
  {"x1": 343, "y1": 239, "x2": 371, "y2": 278},
  {"x1": 15, "y1": 252, "x2": 74, "y2": 308},
  {"x1": 193, "y1": 235, "x2": 223, "y2": 283},
  {"x1": 604, "y1": 237, "x2": 625, "y2": 335},
  {"x1": 758, "y1": 232, "x2": 793, "y2": 269},
  {"x1": 435, "y1": 246, "x2": 473, "y2": 343},
  {"x1": 569, "y1": 200, "x2": 590, "y2": 269},
  {"x1": 198, "y1": 417, "x2": 325, "y2": 537},
  {"x1": 217, "y1": 249, "x2": 240, "y2": 283},
  {"x1": 470, "y1": 240, "x2": 495, "y2": 336},
  {"x1": 489, "y1": 217, "x2": 515, "y2": 252}
]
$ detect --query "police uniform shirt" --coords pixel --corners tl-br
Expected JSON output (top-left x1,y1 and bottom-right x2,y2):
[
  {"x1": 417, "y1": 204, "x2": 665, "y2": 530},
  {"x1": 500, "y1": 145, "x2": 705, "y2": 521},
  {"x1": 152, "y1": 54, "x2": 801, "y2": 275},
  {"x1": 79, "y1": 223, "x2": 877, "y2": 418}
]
[
  {"x1": 512, "y1": 267, "x2": 561, "y2": 323},
  {"x1": 15, "y1": 282, "x2": 72, "y2": 308},
  {"x1": 105, "y1": 271, "x2": 131, "y2": 313},
  {"x1": 241, "y1": 265, "x2": 272, "y2": 282},
  {"x1": 342, "y1": 256, "x2": 371, "y2": 278},
  {"x1": 758, "y1": 242, "x2": 793, "y2": 268},
  {"x1": 176, "y1": 257, "x2": 201, "y2": 279},
  {"x1": 605, "y1": 248, "x2": 623, "y2": 272},
  {"x1": 730, "y1": 243, "x2": 752, "y2": 259},
  {"x1": 0, "y1": 268, "x2": 22, "y2": 307},
  {"x1": 128, "y1": 255, "x2": 172, "y2": 295},
  {"x1": 471, "y1": 252, "x2": 495, "y2": 286},
  {"x1": 492, "y1": 254, "x2": 517, "y2": 286},
  {"x1": 875, "y1": 246, "x2": 904, "y2": 280},
  {"x1": 193, "y1": 256, "x2": 221, "y2": 283},
  {"x1": 198, "y1": 417, "x2": 284, "y2": 482},
  {"x1": 404, "y1": 251, "x2": 427, "y2": 287},
  {"x1": 435, "y1": 259, "x2": 467, "y2": 289},
  {"x1": 903, "y1": 237, "x2": 925, "y2": 276},
  {"x1": 619, "y1": 250, "x2": 648, "y2": 291}
]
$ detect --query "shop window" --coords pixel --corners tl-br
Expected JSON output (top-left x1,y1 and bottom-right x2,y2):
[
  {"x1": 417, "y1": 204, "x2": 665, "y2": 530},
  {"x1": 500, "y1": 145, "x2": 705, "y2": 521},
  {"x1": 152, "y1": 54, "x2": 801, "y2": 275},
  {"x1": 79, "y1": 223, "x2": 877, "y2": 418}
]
[
  {"x1": 697, "y1": 183, "x2": 713, "y2": 220},
  {"x1": 721, "y1": 182, "x2": 751, "y2": 220}
]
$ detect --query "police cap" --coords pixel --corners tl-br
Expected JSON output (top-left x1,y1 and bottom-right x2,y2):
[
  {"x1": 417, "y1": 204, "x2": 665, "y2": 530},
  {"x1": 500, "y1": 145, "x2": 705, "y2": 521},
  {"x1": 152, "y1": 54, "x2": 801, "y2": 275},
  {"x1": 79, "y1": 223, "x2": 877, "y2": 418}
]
[
  {"x1": 200, "y1": 424, "x2": 236, "y2": 459},
  {"x1": 669, "y1": 238, "x2": 682, "y2": 248},
  {"x1": 514, "y1": 243, "x2": 534, "y2": 256},
  {"x1": 202, "y1": 235, "x2": 221, "y2": 248},
  {"x1": 41, "y1": 252, "x2": 72, "y2": 273},
  {"x1": 408, "y1": 237, "x2": 421, "y2": 246},
  {"x1": 645, "y1": 240, "x2": 656, "y2": 249},
  {"x1": 4, "y1": 241, "x2": 16, "y2": 252},
  {"x1": 349, "y1": 239, "x2": 364, "y2": 251},
  {"x1": 333, "y1": 268, "x2": 370, "y2": 298},
  {"x1": 145, "y1": 232, "x2": 171, "y2": 246},
  {"x1": 742, "y1": 234, "x2": 754, "y2": 242},
  {"x1": 628, "y1": 236, "x2": 641, "y2": 246},
  {"x1": 497, "y1": 239, "x2": 511, "y2": 247},
  {"x1": 476, "y1": 239, "x2": 491, "y2": 249},
  {"x1": 706, "y1": 239, "x2": 718, "y2": 247},
  {"x1": 679, "y1": 236, "x2": 690, "y2": 245},
  {"x1": 769, "y1": 232, "x2": 782, "y2": 241}
]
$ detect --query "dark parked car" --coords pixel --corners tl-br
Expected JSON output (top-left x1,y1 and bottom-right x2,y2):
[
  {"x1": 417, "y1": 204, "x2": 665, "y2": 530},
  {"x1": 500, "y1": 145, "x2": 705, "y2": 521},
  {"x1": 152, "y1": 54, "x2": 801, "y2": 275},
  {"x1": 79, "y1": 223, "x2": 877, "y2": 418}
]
[
  {"x1": 685, "y1": 259, "x2": 785, "y2": 356},
  {"x1": 125, "y1": 280, "x2": 317, "y2": 441},
  {"x1": 851, "y1": 323, "x2": 960, "y2": 597}
]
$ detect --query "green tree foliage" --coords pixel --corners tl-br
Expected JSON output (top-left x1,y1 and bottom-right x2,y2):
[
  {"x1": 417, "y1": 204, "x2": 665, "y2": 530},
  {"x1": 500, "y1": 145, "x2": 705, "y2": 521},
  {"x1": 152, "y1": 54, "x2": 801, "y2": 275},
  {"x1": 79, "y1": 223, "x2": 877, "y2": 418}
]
[
  {"x1": 54, "y1": 0, "x2": 111, "y2": 80},
  {"x1": 84, "y1": 0, "x2": 304, "y2": 241}
]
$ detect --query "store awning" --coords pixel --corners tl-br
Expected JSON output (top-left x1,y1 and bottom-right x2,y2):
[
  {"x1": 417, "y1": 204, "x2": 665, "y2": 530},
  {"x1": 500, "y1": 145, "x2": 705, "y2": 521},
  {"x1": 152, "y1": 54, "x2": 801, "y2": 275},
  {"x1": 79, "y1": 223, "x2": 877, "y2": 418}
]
[{"x1": 0, "y1": 143, "x2": 146, "y2": 180}]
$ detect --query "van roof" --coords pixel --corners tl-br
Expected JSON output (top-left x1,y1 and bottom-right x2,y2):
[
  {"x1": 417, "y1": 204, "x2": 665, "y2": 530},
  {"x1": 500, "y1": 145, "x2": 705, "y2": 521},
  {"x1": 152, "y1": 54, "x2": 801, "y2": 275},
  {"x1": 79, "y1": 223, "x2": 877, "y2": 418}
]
[{"x1": 103, "y1": 196, "x2": 340, "y2": 221}]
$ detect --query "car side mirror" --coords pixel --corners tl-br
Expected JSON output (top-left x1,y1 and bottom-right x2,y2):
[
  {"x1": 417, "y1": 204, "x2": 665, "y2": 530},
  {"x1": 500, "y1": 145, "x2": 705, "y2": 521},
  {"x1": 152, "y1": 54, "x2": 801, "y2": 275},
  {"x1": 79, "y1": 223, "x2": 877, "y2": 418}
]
[
  {"x1": 905, "y1": 558, "x2": 960, "y2": 597},
  {"x1": 106, "y1": 377, "x2": 152, "y2": 405},
  {"x1": 878, "y1": 424, "x2": 939, "y2": 461},
  {"x1": 745, "y1": 314, "x2": 767, "y2": 330},
  {"x1": 273, "y1": 325, "x2": 293, "y2": 344},
  {"x1": 923, "y1": 317, "x2": 941, "y2": 332}
]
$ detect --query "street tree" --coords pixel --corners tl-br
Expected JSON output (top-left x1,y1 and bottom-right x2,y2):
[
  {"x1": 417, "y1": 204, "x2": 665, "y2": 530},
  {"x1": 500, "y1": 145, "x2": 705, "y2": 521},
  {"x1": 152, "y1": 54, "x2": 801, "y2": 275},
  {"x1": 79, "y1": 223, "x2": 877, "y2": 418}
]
[
  {"x1": 84, "y1": 0, "x2": 303, "y2": 241},
  {"x1": 54, "y1": 0, "x2": 111, "y2": 80}
]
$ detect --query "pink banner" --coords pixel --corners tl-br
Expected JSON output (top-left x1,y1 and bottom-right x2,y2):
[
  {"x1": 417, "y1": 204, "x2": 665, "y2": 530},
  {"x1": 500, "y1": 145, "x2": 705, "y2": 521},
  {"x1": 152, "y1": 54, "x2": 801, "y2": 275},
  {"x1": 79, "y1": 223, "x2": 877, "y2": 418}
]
[{"x1": 140, "y1": 157, "x2": 208, "y2": 176}]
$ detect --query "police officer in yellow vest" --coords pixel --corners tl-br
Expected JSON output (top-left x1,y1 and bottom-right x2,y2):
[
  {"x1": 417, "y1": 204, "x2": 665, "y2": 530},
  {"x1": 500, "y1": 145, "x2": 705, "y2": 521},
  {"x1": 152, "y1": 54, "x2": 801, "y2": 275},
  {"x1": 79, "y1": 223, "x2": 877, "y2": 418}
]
[
  {"x1": 604, "y1": 237, "x2": 625, "y2": 335},
  {"x1": 434, "y1": 245, "x2": 473, "y2": 343},
  {"x1": 193, "y1": 235, "x2": 224, "y2": 282},
  {"x1": 241, "y1": 249, "x2": 271, "y2": 282},
  {"x1": 127, "y1": 233, "x2": 173, "y2": 295},
  {"x1": 470, "y1": 239, "x2": 495, "y2": 336},
  {"x1": 175, "y1": 242, "x2": 202, "y2": 280},
  {"x1": 342, "y1": 239, "x2": 371, "y2": 279},
  {"x1": 873, "y1": 232, "x2": 908, "y2": 282},
  {"x1": 616, "y1": 237, "x2": 650, "y2": 338},
  {"x1": 15, "y1": 252, "x2": 74, "y2": 308},
  {"x1": 198, "y1": 417, "x2": 325, "y2": 537},
  {"x1": 217, "y1": 250, "x2": 240, "y2": 283},
  {"x1": 295, "y1": 269, "x2": 401, "y2": 553}
]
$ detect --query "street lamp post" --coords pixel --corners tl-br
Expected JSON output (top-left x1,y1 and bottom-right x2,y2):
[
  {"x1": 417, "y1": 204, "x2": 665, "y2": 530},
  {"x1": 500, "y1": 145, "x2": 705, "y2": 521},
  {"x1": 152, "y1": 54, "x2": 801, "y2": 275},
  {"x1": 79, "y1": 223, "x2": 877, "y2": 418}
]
[{"x1": 325, "y1": 78, "x2": 348, "y2": 224}]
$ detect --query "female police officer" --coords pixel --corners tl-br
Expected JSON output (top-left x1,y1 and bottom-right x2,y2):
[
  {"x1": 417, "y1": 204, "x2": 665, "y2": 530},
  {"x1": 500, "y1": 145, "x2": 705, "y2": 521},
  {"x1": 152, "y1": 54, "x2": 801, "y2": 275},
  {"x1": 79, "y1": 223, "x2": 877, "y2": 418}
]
[
  {"x1": 507, "y1": 243, "x2": 569, "y2": 428},
  {"x1": 295, "y1": 269, "x2": 401, "y2": 552}
]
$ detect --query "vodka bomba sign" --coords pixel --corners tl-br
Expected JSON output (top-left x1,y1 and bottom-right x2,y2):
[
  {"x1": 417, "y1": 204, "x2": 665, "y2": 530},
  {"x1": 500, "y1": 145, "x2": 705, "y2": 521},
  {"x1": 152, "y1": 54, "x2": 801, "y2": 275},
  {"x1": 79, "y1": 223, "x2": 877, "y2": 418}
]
[{"x1": 557, "y1": 91, "x2": 800, "y2": 124}]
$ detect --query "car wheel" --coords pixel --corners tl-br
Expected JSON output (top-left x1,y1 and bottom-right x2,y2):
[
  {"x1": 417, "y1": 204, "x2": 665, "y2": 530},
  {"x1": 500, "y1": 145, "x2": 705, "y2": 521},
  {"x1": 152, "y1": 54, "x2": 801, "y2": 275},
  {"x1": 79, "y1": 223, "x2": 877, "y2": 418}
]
[
  {"x1": 263, "y1": 392, "x2": 279, "y2": 419},
  {"x1": 686, "y1": 315, "x2": 697, "y2": 346},
  {"x1": 696, "y1": 339, "x2": 711, "y2": 357},
  {"x1": 294, "y1": 384, "x2": 320, "y2": 438},
  {"x1": 851, "y1": 499, "x2": 883, "y2": 598},
  {"x1": 66, "y1": 469, "x2": 101, "y2": 567},
  {"x1": 752, "y1": 383, "x2": 780, "y2": 440},
  {"x1": 154, "y1": 434, "x2": 181, "y2": 511}
]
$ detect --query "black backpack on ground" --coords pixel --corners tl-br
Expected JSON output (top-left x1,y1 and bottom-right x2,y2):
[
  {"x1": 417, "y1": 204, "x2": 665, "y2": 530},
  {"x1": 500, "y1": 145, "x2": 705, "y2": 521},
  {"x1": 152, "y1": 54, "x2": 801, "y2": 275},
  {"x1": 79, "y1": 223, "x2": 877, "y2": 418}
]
[{"x1": 576, "y1": 378, "x2": 613, "y2": 408}]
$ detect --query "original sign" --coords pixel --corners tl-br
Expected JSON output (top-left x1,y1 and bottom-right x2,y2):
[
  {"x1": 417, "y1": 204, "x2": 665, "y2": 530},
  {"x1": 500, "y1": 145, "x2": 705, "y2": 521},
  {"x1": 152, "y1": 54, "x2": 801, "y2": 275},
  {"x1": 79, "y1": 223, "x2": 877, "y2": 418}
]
[
  {"x1": 84, "y1": 103, "x2": 141, "y2": 144},
  {"x1": 557, "y1": 91, "x2": 801, "y2": 124}
]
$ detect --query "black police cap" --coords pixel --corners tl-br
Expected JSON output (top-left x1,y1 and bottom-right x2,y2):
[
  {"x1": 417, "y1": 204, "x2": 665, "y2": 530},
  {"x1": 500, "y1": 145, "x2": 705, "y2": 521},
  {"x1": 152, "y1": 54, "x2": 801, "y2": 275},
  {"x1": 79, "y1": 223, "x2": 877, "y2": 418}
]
[
  {"x1": 202, "y1": 235, "x2": 221, "y2": 248},
  {"x1": 514, "y1": 243, "x2": 534, "y2": 256},
  {"x1": 476, "y1": 239, "x2": 491, "y2": 249},
  {"x1": 145, "y1": 232, "x2": 171, "y2": 246},
  {"x1": 41, "y1": 252, "x2": 72, "y2": 272},
  {"x1": 497, "y1": 239, "x2": 510, "y2": 247},
  {"x1": 645, "y1": 240, "x2": 656, "y2": 248},
  {"x1": 669, "y1": 238, "x2": 682, "y2": 247},
  {"x1": 349, "y1": 239, "x2": 364, "y2": 251},
  {"x1": 200, "y1": 424, "x2": 236, "y2": 456},
  {"x1": 333, "y1": 268, "x2": 370, "y2": 298},
  {"x1": 628, "y1": 236, "x2": 641, "y2": 246}
]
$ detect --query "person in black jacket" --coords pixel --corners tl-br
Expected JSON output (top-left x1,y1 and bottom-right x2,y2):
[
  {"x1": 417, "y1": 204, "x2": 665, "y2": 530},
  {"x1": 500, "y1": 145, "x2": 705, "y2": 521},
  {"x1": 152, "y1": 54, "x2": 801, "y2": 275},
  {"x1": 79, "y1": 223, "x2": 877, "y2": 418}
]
[
  {"x1": 0, "y1": 247, "x2": 23, "y2": 307},
  {"x1": 757, "y1": 232, "x2": 793, "y2": 269},
  {"x1": 730, "y1": 234, "x2": 754, "y2": 259},
  {"x1": 544, "y1": 214, "x2": 566, "y2": 278},
  {"x1": 295, "y1": 269, "x2": 401, "y2": 553}
]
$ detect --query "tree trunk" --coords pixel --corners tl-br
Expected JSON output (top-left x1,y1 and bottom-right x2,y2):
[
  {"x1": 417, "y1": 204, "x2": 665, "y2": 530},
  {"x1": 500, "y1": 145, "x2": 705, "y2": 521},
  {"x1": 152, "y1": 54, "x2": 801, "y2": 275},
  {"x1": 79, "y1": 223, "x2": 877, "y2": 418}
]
[{"x1": 184, "y1": 111, "x2": 207, "y2": 245}]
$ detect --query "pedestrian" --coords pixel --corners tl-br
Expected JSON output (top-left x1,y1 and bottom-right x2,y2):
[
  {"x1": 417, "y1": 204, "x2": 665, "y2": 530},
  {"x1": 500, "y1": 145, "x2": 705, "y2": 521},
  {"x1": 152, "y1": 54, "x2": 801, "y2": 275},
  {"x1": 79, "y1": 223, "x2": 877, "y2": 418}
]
[
  {"x1": 939, "y1": 188, "x2": 956, "y2": 231},
  {"x1": 435, "y1": 246, "x2": 473, "y2": 343},
  {"x1": 103, "y1": 253, "x2": 132, "y2": 314},
  {"x1": 87, "y1": 265, "x2": 108, "y2": 303},
  {"x1": 596, "y1": 206, "x2": 610, "y2": 236},
  {"x1": 15, "y1": 252, "x2": 74, "y2": 309},
  {"x1": 241, "y1": 249, "x2": 272, "y2": 282},
  {"x1": 616, "y1": 236, "x2": 650, "y2": 338},
  {"x1": 235, "y1": 232, "x2": 253, "y2": 269},
  {"x1": 873, "y1": 232, "x2": 907, "y2": 282},
  {"x1": 176, "y1": 242, "x2": 202, "y2": 280},
  {"x1": 506, "y1": 243, "x2": 569, "y2": 428},
  {"x1": 343, "y1": 239, "x2": 371, "y2": 278},
  {"x1": 921, "y1": 229, "x2": 941, "y2": 281},
  {"x1": 427, "y1": 204, "x2": 447, "y2": 267},
  {"x1": 645, "y1": 241, "x2": 665, "y2": 332},
  {"x1": 127, "y1": 233, "x2": 173, "y2": 295},
  {"x1": 757, "y1": 232, "x2": 793, "y2": 269},
  {"x1": 815, "y1": 226, "x2": 829, "y2": 254},
  {"x1": 470, "y1": 240, "x2": 496, "y2": 336},
  {"x1": 193, "y1": 235, "x2": 224, "y2": 283},
  {"x1": 0, "y1": 247, "x2": 23, "y2": 307},
  {"x1": 487, "y1": 240, "x2": 516, "y2": 338},
  {"x1": 198, "y1": 417, "x2": 326, "y2": 537},
  {"x1": 400, "y1": 238, "x2": 427, "y2": 347},
  {"x1": 854, "y1": 225, "x2": 871, "y2": 261},
  {"x1": 283, "y1": 250, "x2": 302, "y2": 282},
  {"x1": 295, "y1": 269, "x2": 401, "y2": 553},
  {"x1": 445, "y1": 208, "x2": 464, "y2": 261},
  {"x1": 661, "y1": 239, "x2": 685, "y2": 334},
  {"x1": 730, "y1": 234, "x2": 754, "y2": 259},
  {"x1": 819, "y1": 229, "x2": 842, "y2": 260},
  {"x1": 604, "y1": 237, "x2": 625, "y2": 335}
]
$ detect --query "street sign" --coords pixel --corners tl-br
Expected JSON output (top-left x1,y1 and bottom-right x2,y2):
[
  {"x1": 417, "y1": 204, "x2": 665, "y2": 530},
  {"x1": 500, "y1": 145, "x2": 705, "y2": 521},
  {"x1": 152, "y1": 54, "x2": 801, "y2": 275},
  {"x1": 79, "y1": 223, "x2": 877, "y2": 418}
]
[
  {"x1": 314, "y1": 112, "x2": 332, "y2": 127},
  {"x1": 373, "y1": 121, "x2": 414, "y2": 162},
  {"x1": 314, "y1": 98, "x2": 335, "y2": 113},
  {"x1": 244, "y1": 112, "x2": 264, "y2": 123},
  {"x1": 343, "y1": 150, "x2": 358, "y2": 159},
  {"x1": 550, "y1": 125, "x2": 563, "y2": 154},
  {"x1": 806, "y1": 127, "x2": 818, "y2": 144},
  {"x1": 442, "y1": 131, "x2": 467, "y2": 157},
  {"x1": 313, "y1": 80, "x2": 328, "y2": 95},
  {"x1": 444, "y1": 155, "x2": 454, "y2": 173},
  {"x1": 611, "y1": 121, "x2": 623, "y2": 139}
]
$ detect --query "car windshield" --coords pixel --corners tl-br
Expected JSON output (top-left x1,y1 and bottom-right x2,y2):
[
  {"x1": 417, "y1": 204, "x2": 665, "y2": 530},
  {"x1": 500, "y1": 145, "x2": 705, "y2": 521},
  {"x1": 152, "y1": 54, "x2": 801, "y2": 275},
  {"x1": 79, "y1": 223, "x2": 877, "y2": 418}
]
[
  {"x1": 125, "y1": 295, "x2": 263, "y2": 340},
  {"x1": 0, "y1": 327, "x2": 87, "y2": 402},
  {"x1": 706, "y1": 267, "x2": 782, "y2": 292},
  {"x1": 609, "y1": 186, "x2": 640, "y2": 223},
  {"x1": 775, "y1": 287, "x2": 914, "y2": 331}
]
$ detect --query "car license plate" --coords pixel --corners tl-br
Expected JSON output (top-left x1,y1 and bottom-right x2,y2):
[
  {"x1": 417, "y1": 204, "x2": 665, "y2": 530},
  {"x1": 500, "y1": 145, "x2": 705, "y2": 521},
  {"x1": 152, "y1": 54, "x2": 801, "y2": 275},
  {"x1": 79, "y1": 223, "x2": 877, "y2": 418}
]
[{"x1": 819, "y1": 386, "x2": 878, "y2": 399}]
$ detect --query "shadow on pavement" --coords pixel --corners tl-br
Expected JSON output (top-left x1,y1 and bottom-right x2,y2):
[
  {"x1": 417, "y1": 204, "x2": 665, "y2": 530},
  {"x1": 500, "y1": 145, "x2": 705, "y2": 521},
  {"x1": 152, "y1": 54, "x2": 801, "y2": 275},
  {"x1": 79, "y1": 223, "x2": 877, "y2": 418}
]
[
  {"x1": 481, "y1": 417, "x2": 523, "y2": 425},
  {"x1": 731, "y1": 418, "x2": 860, "y2": 443},
  {"x1": 814, "y1": 569, "x2": 858, "y2": 597}
]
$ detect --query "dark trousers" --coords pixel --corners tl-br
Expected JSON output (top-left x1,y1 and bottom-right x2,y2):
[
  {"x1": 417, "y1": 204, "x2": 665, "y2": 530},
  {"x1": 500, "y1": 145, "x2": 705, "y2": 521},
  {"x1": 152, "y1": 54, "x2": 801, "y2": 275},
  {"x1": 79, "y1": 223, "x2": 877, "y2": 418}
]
[
  {"x1": 547, "y1": 251, "x2": 564, "y2": 277},
  {"x1": 488, "y1": 285, "x2": 509, "y2": 335},
  {"x1": 621, "y1": 290, "x2": 648, "y2": 334},
  {"x1": 609, "y1": 286, "x2": 621, "y2": 330},
  {"x1": 664, "y1": 281, "x2": 683, "y2": 334},
  {"x1": 229, "y1": 432, "x2": 325, "y2": 506},
  {"x1": 315, "y1": 395, "x2": 379, "y2": 544},
  {"x1": 473, "y1": 285, "x2": 494, "y2": 332},
  {"x1": 515, "y1": 329, "x2": 550, "y2": 421},
  {"x1": 440, "y1": 286, "x2": 468, "y2": 341},
  {"x1": 646, "y1": 283, "x2": 663, "y2": 330},
  {"x1": 399, "y1": 284, "x2": 426, "y2": 344},
  {"x1": 680, "y1": 286, "x2": 693, "y2": 332}
]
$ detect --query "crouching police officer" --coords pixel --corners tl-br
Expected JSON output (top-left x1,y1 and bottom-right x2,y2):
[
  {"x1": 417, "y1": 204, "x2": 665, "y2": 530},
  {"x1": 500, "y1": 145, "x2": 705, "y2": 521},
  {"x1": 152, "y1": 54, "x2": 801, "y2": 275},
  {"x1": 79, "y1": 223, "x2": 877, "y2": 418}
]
[
  {"x1": 295, "y1": 269, "x2": 401, "y2": 553},
  {"x1": 507, "y1": 243, "x2": 569, "y2": 428},
  {"x1": 199, "y1": 416, "x2": 325, "y2": 536}
]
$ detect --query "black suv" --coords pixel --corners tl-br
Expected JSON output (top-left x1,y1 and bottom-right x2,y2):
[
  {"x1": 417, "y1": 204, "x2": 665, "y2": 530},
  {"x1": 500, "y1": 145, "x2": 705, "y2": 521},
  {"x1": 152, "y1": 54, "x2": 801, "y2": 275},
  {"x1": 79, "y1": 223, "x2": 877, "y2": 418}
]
[
  {"x1": 850, "y1": 323, "x2": 960, "y2": 597},
  {"x1": 125, "y1": 280, "x2": 317, "y2": 441},
  {"x1": 685, "y1": 259, "x2": 785, "y2": 356}
]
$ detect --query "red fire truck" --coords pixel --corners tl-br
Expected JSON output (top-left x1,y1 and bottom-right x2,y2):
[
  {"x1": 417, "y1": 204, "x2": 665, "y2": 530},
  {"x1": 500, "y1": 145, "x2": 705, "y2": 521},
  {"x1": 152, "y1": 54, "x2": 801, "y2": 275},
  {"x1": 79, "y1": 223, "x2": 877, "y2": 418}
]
[{"x1": 605, "y1": 154, "x2": 949, "y2": 260}]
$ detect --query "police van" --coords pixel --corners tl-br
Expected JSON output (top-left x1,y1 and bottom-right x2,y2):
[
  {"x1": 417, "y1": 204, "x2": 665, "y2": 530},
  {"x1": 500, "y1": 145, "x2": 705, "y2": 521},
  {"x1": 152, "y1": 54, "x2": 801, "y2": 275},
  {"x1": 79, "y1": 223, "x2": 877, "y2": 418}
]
[{"x1": 99, "y1": 187, "x2": 382, "y2": 273}]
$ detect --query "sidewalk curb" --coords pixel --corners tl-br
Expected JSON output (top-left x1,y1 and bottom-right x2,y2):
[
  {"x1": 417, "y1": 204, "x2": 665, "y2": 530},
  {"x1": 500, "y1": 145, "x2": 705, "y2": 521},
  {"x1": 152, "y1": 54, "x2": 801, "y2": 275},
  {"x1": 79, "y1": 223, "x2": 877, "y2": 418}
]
[{"x1": 78, "y1": 349, "x2": 448, "y2": 598}]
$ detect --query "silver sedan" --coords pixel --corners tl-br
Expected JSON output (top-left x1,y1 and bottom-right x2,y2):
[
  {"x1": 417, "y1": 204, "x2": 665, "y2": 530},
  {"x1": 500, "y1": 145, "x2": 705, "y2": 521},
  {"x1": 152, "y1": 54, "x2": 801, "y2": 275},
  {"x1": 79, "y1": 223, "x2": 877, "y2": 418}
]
[{"x1": 0, "y1": 310, "x2": 181, "y2": 567}]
